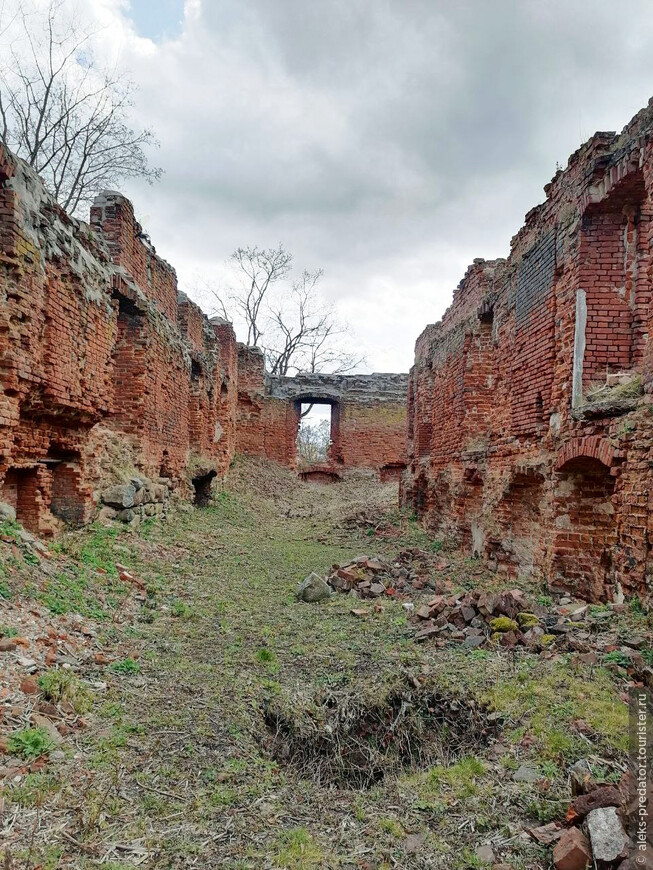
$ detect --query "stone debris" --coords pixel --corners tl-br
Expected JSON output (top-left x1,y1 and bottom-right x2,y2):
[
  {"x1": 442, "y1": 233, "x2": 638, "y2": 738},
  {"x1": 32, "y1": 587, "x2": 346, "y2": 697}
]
[
  {"x1": 513, "y1": 763, "x2": 540, "y2": 784},
  {"x1": 585, "y1": 806, "x2": 630, "y2": 864},
  {"x1": 528, "y1": 822, "x2": 563, "y2": 846},
  {"x1": 474, "y1": 844, "x2": 495, "y2": 863},
  {"x1": 326, "y1": 549, "x2": 451, "y2": 598},
  {"x1": 303, "y1": 551, "x2": 651, "y2": 670},
  {"x1": 544, "y1": 761, "x2": 647, "y2": 870},
  {"x1": 99, "y1": 477, "x2": 171, "y2": 527},
  {"x1": 296, "y1": 572, "x2": 333, "y2": 603},
  {"x1": 553, "y1": 827, "x2": 591, "y2": 870},
  {"x1": 569, "y1": 785, "x2": 622, "y2": 821},
  {"x1": 570, "y1": 759, "x2": 593, "y2": 796}
]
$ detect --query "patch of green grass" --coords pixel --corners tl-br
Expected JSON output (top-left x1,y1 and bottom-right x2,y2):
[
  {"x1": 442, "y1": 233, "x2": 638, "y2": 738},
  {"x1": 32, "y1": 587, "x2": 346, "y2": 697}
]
[
  {"x1": 8, "y1": 727, "x2": 54, "y2": 759},
  {"x1": 38, "y1": 568, "x2": 127, "y2": 619},
  {"x1": 0, "y1": 579, "x2": 11, "y2": 599},
  {"x1": 604, "y1": 650, "x2": 630, "y2": 668},
  {"x1": 426, "y1": 757, "x2": 486, "y2": 800},
  {"x1": 54, "y1": 523, "x2": 122, "y2": 576},
  {"x1": 525, "y1": 798, "x2": 565, "y2": 823},
  {"x1": 378, "y1": 817, "x2": 404, "y2": 837},
  {"x1": 273, "y1": 828, "x2": 324, "y2": 870},
  {"x1": 484, "y1": 661, "x2": 629, "y2": 757},
  {"x1": 456, "y1": 847, "x2": 492, "y2": 869},
  {"x1": 3, "y1": 845, "x2": 62, "y2": 870},
  {"x1": 7, "y1": 771, "x2": 60, "y2": 806},
  {"x1": 0, "y1": 518, "x2": 21, "y2": 540},
  {"x1": 207, "y1": 490, "x2": 255, "y2": 528},
  {"x1": 38, "y1": 669, "x2": 93, "y2": 713},
  {"x1": 109, "y1": 658, "x2": 141, "y2": 675},
  {"x1": 0, "y1": 625, "x2": 18, "y2": 638},
  {"x1": 208, "y1": 785, "x2": 238, "y2": 806},
  {"x1": 23, "y1": 548, "x2": 40, "y2": 565},
  {"x1": 171, "y1": 599, "x2": 195, "y2": 619}
]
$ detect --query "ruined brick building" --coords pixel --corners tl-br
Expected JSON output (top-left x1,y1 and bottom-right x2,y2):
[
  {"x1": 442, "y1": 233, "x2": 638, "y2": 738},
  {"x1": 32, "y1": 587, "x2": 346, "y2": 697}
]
[
  {"x1": 236, "y1": 345, "x2": 407, "y2": 480},
  {"x1": 0, "y1": 143, "x2": 407, "y2": 534},
  {"x1": 402, "y1": 98, "x2": 653, "y2": 602}
]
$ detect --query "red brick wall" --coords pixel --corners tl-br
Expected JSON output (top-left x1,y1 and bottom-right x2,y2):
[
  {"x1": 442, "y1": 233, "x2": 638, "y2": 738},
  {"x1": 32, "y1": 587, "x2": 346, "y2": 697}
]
[
  {"x1": 403, "y1": 99, "x2": 653, "y2": 602},
  {"x1": 212, "y1": 319, "x2": 238, "y2": 474},
  {"x1": 90, "y1": 193, "x2": 178, "y2": 324},
  {"x1": 338, "y1": 400, "x2": 406, "y2": 469},
  {"x1": 0, "y1": 144, "x2": 239, "y2": 532},
  {"x1": 235, "y1": 363, "x2": 407, "y2": 473}
]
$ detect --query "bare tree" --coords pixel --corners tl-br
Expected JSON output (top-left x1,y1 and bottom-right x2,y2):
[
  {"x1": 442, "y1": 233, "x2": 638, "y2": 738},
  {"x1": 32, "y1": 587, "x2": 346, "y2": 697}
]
[
  {"x1": 210, "y1": 244, "x2": 364, "y2": 377},
  {"x1": 266, "y1": 269, "x2": 362, "y2": 376},
  {"x1": 213, "y1": 245, "x2": 293, "y2": 346},
  {"x1": 0, "y1": 0, "x2": 161, "y2": 214},
  {"x1": 296, "y1": 418, "x2": 331, "y2": 467}
]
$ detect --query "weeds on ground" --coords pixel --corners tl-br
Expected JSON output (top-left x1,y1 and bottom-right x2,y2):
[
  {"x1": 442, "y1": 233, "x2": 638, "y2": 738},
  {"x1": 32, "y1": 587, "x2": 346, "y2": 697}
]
[
  {"x1": 108, "y1": 658, "x2": 140, "y2": 675},
  {"x1": 273, "y1": 828, "x2": 324, "y2": 870},
  {"x1": 1, "y1": 457, "x2": 636, "y2": 870},
  {"x1": 38, "y1": 669, "x2": 93, "y2": 713},
  {"x1": 8, "y1": 727, "x2": 54, "y2": 759}
]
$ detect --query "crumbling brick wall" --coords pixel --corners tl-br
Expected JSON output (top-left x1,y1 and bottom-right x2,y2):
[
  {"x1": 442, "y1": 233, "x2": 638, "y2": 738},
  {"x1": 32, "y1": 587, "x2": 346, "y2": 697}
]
[
  {"x1": 235, "y1": 367, "x2": 408, "y2": 474},
  {"x1": 0, "y1": 145, "x2": 238, "y2": 533},
  {"x1": 0, "y1": 141, "x2": 407, "y2": 531},
  {"x1": 402, "y1": 98, "x2": 653, "y2": 602}
]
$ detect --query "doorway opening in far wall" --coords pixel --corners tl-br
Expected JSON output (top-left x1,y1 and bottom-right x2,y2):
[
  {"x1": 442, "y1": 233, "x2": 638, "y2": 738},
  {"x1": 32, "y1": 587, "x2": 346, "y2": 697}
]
[{"x1": 296, "y1": 402, "x2": 333, "y2": 468}]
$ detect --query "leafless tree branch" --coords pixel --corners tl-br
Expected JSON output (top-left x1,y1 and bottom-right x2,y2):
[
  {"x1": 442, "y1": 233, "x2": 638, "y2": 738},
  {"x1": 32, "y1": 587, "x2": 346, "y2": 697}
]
[
  {"x1": 208, "y1": 244, "x2": 365, "y2": 376},
  {"x1": 0, "y1": 0, "x2": 161, "y2": 215},
  {"x1": 296, "y1": 418, "x2": 331, "y2": 467}
]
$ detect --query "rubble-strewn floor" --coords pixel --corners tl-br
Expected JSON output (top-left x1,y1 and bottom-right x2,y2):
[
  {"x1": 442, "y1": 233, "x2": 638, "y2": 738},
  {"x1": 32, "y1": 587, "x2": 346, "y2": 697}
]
[{"x1": 0, "y1": 457, "x2": 648, "y2": 869}]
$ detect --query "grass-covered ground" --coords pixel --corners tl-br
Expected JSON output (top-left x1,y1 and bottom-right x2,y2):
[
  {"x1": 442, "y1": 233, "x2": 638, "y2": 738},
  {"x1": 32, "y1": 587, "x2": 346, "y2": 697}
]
[{"x1": 1, "y1": 456, "x2": 643, "y2": 869}]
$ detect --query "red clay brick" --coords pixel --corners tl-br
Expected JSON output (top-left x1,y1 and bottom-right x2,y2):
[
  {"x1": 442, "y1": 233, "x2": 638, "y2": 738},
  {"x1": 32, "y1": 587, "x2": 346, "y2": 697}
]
[{"x1": 402, "y1": 98, "x2": 653, "y2": 601}]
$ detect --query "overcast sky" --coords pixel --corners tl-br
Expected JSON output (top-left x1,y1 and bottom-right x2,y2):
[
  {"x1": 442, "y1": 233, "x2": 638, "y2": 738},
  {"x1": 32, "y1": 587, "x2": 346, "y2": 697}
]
[{"x1": 85, "y1": 0, "x2": 653, "y2": 373}]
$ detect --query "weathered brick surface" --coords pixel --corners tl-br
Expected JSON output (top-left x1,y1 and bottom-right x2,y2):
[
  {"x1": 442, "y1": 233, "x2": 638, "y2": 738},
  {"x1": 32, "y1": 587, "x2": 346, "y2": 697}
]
[
  {"x1": 402, "y1": 98, "x2": 653, "y2": 601},
  {"x1": 0, "y1": 145, "x2": 238, "y2": 533},
  {"x1": 236, "y1": 363, "x2": 408, "y2": 473},
  {"x1": 0, "y1": 141, "x2": 403, "y2": 533}
]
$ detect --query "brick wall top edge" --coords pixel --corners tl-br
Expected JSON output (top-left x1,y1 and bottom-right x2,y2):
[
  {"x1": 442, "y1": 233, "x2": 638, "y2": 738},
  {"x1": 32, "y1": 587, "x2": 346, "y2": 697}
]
[
  {"x1": 412, "y1": 96, "x2": 653, "y2": 360},
  {"x1": 267, "y1": 372, "x2": 409, "y2": 403},
  {"x1": 4, "y1": 147, "x2": 113, "y2": 311},
  {"x1": 92, "y1": 189, "x2": 177, "y2": 282},
  {"x1": 509, "y1": 100, "x2": 653, "y2": 249}
]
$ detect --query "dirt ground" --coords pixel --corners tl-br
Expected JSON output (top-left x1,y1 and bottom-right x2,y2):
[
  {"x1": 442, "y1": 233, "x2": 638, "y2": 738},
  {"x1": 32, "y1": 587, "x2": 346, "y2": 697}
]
[{"x1": 0, "y1": 456, "x2": 643, "y2": 869}]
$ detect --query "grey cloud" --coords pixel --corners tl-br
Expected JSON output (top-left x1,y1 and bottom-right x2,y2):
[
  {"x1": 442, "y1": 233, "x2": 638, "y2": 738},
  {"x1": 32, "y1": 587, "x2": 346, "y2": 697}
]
[{"x1": 113, "y1": 0, "x2": 653, "y2": 372}]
